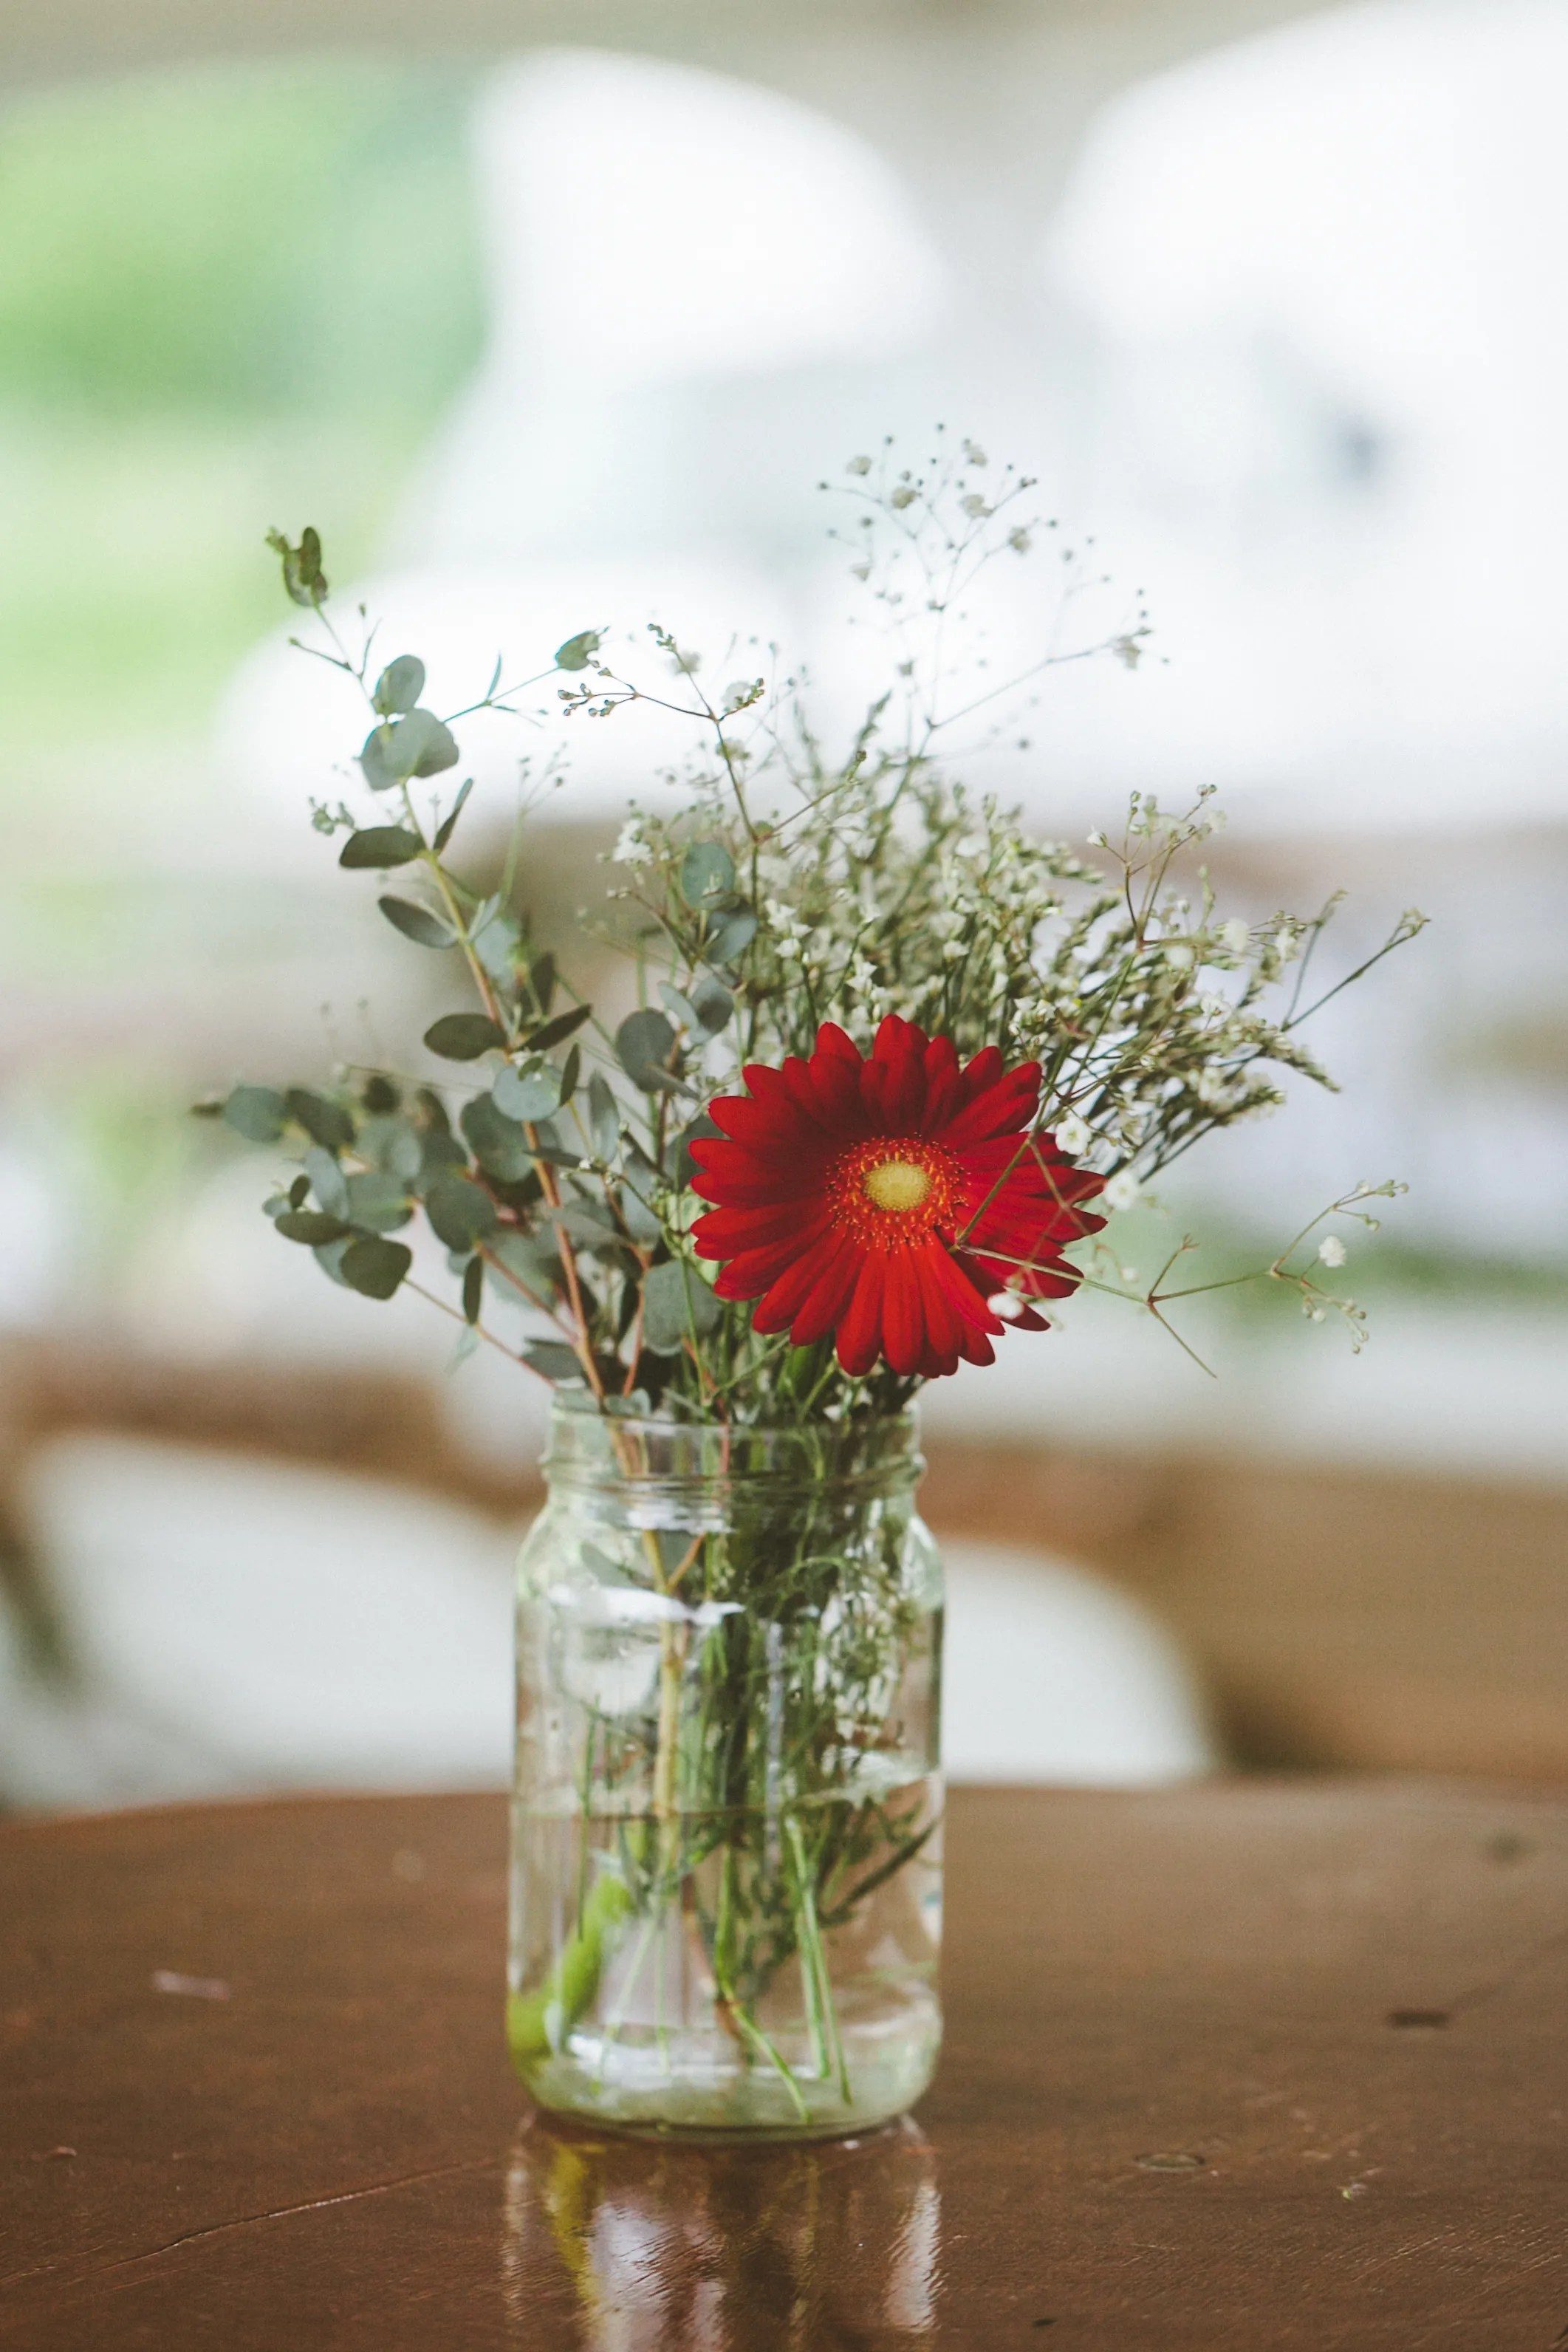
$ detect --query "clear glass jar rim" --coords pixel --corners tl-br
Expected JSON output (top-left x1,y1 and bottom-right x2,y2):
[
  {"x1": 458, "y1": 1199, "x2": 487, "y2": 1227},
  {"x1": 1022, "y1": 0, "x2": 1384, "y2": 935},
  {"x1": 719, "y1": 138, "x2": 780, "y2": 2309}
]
[{"x1": 541, "y1": 1402, "x2": 922, "y2": 1494}]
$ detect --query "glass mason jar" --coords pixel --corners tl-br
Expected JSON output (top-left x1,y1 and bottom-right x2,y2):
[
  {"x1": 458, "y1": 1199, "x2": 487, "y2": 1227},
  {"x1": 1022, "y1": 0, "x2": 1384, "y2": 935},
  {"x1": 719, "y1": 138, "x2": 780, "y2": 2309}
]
[{"x1": 508, "y1": 1404, "x2": 944, "y2": 2139}]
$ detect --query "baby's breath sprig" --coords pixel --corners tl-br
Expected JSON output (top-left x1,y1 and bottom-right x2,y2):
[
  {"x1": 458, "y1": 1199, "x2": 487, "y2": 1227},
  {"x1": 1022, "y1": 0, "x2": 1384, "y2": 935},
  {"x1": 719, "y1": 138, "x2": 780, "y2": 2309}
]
[{"x1": 215, "y1": 459, "x2": 1423, "y2": 1426}]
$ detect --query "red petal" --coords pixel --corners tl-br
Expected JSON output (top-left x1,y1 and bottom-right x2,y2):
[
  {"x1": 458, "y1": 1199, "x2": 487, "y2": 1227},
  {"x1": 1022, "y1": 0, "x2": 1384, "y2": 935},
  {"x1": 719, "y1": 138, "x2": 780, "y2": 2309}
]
[
  {"x1": 815, "y1": 1022, "x2": 862, "y2": 1064},
  {"x1": 779, "y1": 1056, "x2": 835, "y2": 1127},
  {"x1": 925, "y1": 1242, "x2": 1006, "y2": 1336},
  {"x1": 708, "y1": 1095, "x2": 791, "y2": 1146},
  {"x1": 881, "y1": 1252, "x2": 926, "y2": 1375},
  {"x1": 957, "y1": 1045, "x2": 1004, "y2": 1099},
  {"x1": 691, "y1": 1201, "x2": 817, "y2": 1248},
  {"x1": 913, "y1": 1245, "x2": 964, "y2": 1361},
  {"x1": 835, "y1": 1256, "x2": 888, "y2": 1377},
  {"x1": 874, "y1": 1013, "x2": 930, "y2": 1059},
  {"x1": 788, "y1": 1234, "x2": 863, "y2": 1347},
  {"x1": 757, "y1": 1230, "x2": 855, "y2": 1333},
  {"x1": 939, "y1": 1063, "x2": 1040, "y2": 1146},
  {"x1": 809, "y1": 1047, "x2": 864, "y2": 1127},
  {"x1": 715, "y1": 1238, "x2": 813, "y2": 1302}
]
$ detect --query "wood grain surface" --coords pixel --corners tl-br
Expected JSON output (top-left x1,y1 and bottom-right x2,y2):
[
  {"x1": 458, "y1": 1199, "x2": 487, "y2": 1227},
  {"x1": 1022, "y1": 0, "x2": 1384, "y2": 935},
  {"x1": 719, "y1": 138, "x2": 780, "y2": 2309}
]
[{"x1": 3, "y1": 1782, "x2": 1567, "y2": 2349}]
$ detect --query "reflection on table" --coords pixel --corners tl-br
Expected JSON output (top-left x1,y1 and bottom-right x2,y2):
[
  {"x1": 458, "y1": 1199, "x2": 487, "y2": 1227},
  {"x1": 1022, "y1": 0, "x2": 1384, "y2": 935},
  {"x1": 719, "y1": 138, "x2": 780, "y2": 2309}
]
[{"x1": 503, "y1": 2111, "x2": 938, "y2": 2348}]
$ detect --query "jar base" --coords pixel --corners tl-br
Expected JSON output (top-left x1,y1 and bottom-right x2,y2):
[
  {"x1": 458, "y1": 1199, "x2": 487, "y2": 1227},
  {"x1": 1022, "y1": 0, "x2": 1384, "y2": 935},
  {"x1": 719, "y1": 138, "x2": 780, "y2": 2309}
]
[{"x1": 512, "y1": 2001, "x2": 940, "y2": 2143}]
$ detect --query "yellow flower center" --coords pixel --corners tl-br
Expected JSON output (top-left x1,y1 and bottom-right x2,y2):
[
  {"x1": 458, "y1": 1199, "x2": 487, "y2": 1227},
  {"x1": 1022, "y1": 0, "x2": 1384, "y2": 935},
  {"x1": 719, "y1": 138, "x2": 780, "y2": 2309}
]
[{"x1": 862, "y1": 1158, "x2": 934, "y2": 1214}]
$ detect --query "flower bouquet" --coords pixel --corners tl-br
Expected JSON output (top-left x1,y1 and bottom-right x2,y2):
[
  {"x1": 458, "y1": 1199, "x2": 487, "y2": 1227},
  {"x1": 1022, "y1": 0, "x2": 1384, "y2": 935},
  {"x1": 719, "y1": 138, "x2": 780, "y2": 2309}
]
[{"x1": 214, "y1": 440, "x2": 1420, "y2": 2136}]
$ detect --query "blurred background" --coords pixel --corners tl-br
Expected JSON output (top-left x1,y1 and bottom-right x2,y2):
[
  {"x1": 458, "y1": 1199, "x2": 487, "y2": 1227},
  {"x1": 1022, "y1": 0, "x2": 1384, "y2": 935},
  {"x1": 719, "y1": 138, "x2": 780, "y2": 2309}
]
[{"x1": 1, "y1": 0, "x2": 1565, "y2": 1812}]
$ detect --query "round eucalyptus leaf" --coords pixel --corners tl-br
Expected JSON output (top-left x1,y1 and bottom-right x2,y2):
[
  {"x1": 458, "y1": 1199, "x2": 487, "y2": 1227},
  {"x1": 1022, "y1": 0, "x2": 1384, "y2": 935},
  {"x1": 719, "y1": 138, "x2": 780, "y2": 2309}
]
[
  {"x1": 424, "y1": 1013, "x2": 506, "y2": 1062},
  {"x1": 659, "y1": 982, "x2": 699, "y2": 1032},
  {"x1": 419, "y1": 1129, "x2": 469, "y2": 1186},
  {"x1": 705, "y1": 907, "x2": 758, "y2": 965},
  {"x1": 378, "y1": 895, "x2": 456, "y2": 949},
  {"x1": 345, "y1": 1172, "x2": 414, "y2": 1233},
  {"x1": 618, "y1": 1150, "x2": 663, "y2": 1246},
  {"x1": 359, "y1": 1116, "x2": 423, "y2": 1185},
  {"x1": 471, "y1": 906, "x2": 520, "y2": 986},
  {"x1": 488, "y1": 1230, "x2": 563, "y2": 1298},
  {"x1": 360, "y1": 708, "x2": 459, "y2": 792},
  {"x1": 550, "y1": 1200, "x2": 620, "y2": 1251},
  {"x1": 313, "y1": 1236, "x2": 351, "y2": 1287},
  {"x1": 689, "y1": 973, "x2": 733, "y2": 1035},
  {"x1": 616, "y1": 1008, "x2": 678, "y2": 1093},
  {"x1": 340, "y1": 1237, "x2": 414, "y2": 1301},
  {"x1": 493, "y1": 1059, "x2": 559, "y2": 1123},
  {"x1": 459, "y1": 1095, "x2": 534, "y2": 1184},
  {"x1": 680, "y1": 841, "x2": 735, "y2": 907},
  {"x1": 587, "y1": 1073, "x2": 620, "y2": 1163},
  {"x1": 372, "y1": 654, "x2": 426, "y2": 717},
  {"x1": 222, "y1": 1085, "x2": 287, "y2": 1144},
  {"x1": 641, "y1": 1258, "x2": 723, "y2": 1353},
  {"x1": 304, "y1": 1144, "x2": 349, "y2": 1219},
  {"x1": 524, "y1": 1339, "x2": 587, "y2": 1381},
  {"x1": 287, "y1": 1090, "x2": 355, "y2": 1153},
  {"x1": 554, "y1": 629, "x2": 602, "y2": 672},
  {"x1": 275, "y1": 1210, "x2": 349, "y2": 1245},
  {"x1": 339, "y1": 827, "x2": 422, "y2": 870},
  {"x1": 425, "y1": 1171, "x2": 499, "y2": 1251}
]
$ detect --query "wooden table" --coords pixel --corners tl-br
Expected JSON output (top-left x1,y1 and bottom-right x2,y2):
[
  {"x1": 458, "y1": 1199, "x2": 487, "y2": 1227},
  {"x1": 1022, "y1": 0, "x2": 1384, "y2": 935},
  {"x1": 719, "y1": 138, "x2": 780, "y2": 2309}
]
[{"x1": 3, "y1": 1784, "x2": 1566, "y2": 2349}]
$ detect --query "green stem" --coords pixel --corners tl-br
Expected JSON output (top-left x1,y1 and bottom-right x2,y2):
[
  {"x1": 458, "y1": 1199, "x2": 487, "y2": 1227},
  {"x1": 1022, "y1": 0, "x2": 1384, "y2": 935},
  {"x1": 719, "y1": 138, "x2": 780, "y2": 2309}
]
[
  {"x1": 786, "y1": 1813, "x2": 849, "y2": 2103},
  {"x1": 508, "y1": 1873, "x2": 632, "y2": 2059},
  {"x1": 715, "y1": 1978, "x2": 810, "y2": 2123}
]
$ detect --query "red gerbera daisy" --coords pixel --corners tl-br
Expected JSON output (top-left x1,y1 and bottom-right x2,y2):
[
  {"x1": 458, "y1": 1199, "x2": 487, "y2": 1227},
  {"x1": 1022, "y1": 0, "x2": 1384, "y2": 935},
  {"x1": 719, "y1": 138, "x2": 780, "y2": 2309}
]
[{"x1": 689, "y1": 1015, "x2": 1106, "y2": 1381}]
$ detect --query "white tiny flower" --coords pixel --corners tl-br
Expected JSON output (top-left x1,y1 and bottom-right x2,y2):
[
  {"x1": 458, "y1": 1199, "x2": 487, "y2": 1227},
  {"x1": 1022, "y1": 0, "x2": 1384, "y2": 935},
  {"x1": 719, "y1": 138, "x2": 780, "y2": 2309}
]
[
  {"x1": 1163, "y1": 943, "x2": 1194, "y2": 970},
  {"x1": 1008, "y1": 527, "x2": 1032, "y2": 554},
  {"x1": 1318, "y1": 1235, "x2": 1348, "y2": 1268},
  {"x1": 612, "y1": 820, "x2": 653, "y2": 867},
  {"x1": 846, "y1": 454, "x2": 873, "y2": 476},
  {"x1": 987, "y1": 1290, "x2": 1026, "y2": 1319},
  {"x1": 1221, "y1": 919, "x2": 1250, "y2": 955},
  {"x1": 960, "y1": 493, "x2": 990, "y2": 519},
  {"x1": 1055, "y1": 1111, "x2": 1092, "y2": 1157},
  {"x1": 962, "y1": 440, "x2": 987, "y2": 466},
  {"x1": 1086, "y1": 830, "x2": 1106, "y2": 849},
  {"x1": 890, "y1": 484, "x2": 917, "y2": 510},
  {"x1": 1104, "y1": 1170, "x2": 1141, "y2": 1213}
]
